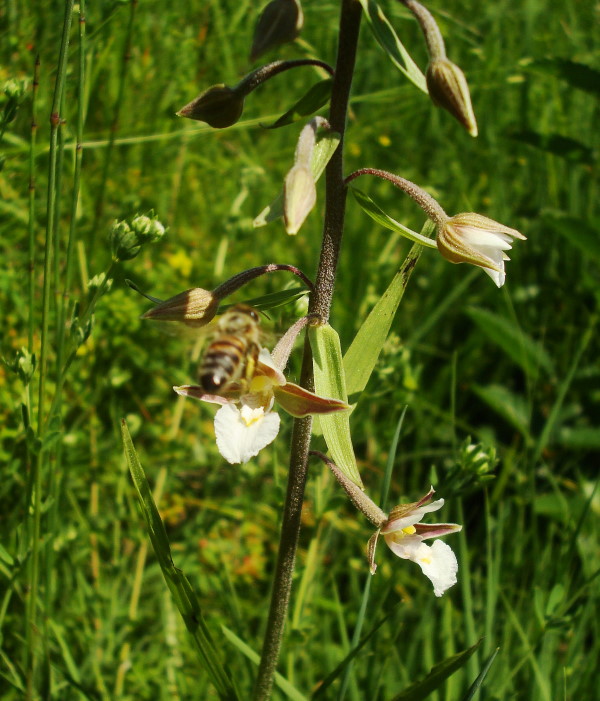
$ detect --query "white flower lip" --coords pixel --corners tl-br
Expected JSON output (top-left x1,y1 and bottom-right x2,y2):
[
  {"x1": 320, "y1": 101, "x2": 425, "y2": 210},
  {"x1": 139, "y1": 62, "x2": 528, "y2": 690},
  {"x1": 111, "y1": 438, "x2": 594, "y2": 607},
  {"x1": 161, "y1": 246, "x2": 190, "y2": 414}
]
[
  {"x1": 437, "y1": 213, "x2": 526, "y2": 288},
  {"x1": 214, "y1": 403, "x2": 280, "y2": 464}
]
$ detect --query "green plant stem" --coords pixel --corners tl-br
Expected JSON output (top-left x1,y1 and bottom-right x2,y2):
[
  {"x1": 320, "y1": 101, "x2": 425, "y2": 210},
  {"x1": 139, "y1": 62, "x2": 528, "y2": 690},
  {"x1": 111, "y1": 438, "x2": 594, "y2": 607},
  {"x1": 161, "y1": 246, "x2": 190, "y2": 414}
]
[
  {"x1": 27, "y1": 55, "x2": 40, "y2": 353},
  {"x1": 45, "y1": 0, "x2": 88, "y2": 608},
  {"x1": 252, "y1": 2, "x2": 362, "y2": 698},
  {"x1": 27, "y1": 2, "x2": 75, "y2": 695},
  {"x1": 91, "y1": 0, "x2": 137, "y2": 256}
]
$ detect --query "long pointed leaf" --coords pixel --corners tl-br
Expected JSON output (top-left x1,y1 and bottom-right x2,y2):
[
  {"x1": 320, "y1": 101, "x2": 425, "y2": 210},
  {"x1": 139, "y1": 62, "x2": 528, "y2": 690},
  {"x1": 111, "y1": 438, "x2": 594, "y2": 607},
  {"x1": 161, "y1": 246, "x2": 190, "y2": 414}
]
[
  {"x1": 390, "y1": 640, "x2": 482, "y2": 701},
  {"x1": 357, "y1": 0, "x2": 427, "y2": 93},
  {"x1": 121, "y1": 420, "x2": 239, "y2": 700},
  {"x1": 221, "y1": 626, "x2": 308, "y2": 701},
  {"x1": 351, "y1": 188, "x2": 437, "y2": 248},
  {"x1": 344, "y1": 241, "x2": 425, "y2": 400}
]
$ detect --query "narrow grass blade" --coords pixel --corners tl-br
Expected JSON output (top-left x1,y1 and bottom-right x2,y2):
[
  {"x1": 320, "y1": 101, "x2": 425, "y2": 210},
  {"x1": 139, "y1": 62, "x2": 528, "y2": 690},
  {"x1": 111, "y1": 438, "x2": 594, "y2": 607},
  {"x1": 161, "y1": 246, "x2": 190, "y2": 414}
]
[
  {"x1": 460, "y1": 647, "x2": 500, "y2": 701},
  {"x1": 311, "y1": 614, "x2": 388, "y2": 699},
  {"x1": 529, "y1": 58, "x2": 600, "y2": 96},
  {"x1": 509, "y1": 130, "x2": 594, "y2": 165},
  {"x1": 262, "y1": 79, "x2": 333, "y2": 128},
  {"x1": 390, "y1": 640, "x2": 482, "y2": 701},
  {"x1": 221, "y1": 626, "x2": 308, "y2": 701},
  {"x1": 309, "y1": 324, "x2": 362, "y2": 488},
  {"x1": 542, "y1": 212, "x2": 600, "y2": 264},
  {"x1": 357, "y1": 0, "x2": 427, "y2": 93},
  {"x1": 466, "y1": 307, "x2": 554, "y2": 378},
  {"x1": 121, "y1": 420, "x2": 239, "y2": 701},
  {"x1": 344, "y1": 242, "x2": 424, "y2": 400},
  {"x1": 254, "y1": 132, "x2": 340, "y2": 227},
  {"x1": 471, "y1": 384, "x2": 531, "y2": 441},
  {"x1": 350, "y1": 188, "x2": 437, "y2": 248}
]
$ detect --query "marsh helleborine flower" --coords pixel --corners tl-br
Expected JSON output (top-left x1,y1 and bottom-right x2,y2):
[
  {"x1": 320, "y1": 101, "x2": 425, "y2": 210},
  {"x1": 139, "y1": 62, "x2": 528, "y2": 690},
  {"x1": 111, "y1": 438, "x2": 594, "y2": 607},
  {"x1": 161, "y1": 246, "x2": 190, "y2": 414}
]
[
  {"x1": 175, "y1": 348, "x2": 348, "y2": 464},
  {"x1": 370, "y1": 487, "x2": 462, "y2": 597},
  {"x1": 437, "y1": 213, "x2": 526, "y2": 287}
]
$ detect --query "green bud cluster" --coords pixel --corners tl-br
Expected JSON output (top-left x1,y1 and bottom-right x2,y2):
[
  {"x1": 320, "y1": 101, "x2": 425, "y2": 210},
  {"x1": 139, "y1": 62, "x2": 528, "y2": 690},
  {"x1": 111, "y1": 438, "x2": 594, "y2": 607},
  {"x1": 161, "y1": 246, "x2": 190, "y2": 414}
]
[{"x1": 109, "y1": 211, "x2": 167, "y2": 262}]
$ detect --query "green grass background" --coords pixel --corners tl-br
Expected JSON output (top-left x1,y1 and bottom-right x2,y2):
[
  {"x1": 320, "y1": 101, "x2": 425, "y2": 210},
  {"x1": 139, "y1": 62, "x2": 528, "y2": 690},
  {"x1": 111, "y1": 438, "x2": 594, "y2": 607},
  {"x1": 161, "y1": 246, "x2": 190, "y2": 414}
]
[{"x1": 1, "y1": 0, "x2": 599, "y2": 698}]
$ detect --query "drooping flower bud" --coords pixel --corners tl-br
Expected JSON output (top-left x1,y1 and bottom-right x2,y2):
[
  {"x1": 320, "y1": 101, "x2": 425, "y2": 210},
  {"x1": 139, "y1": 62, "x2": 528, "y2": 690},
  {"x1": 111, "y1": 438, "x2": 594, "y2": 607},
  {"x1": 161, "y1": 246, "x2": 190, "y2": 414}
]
[
  {"x1": 437, "y1": 212, "x2": 525, "y2": 287},
  {"x1": 177, "y1": 84, "x2": 245, "y2": 129},
  {"x1": 426, "y1": 58, "x2": 478, "y2": 137},
  {"x1": 142, "y1": 288, "x2": 219, "y2": 327},
  {"x1": 282, "y1": 117, "x2": 329, "y2": 234},
  {"x1": 250, "y1": 0, "x2": 304, "y2": 62}
]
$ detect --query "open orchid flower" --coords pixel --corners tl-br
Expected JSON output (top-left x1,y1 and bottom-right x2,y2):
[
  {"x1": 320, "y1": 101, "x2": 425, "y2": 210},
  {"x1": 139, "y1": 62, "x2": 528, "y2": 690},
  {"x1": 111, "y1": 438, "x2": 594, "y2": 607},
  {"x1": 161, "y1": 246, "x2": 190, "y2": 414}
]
[
  {"x1": 313, "y1": 450, "x2": 462, "y2": 597},
  {"x1": 175, "y1": 338, "x2": 349, "y2": 464},
  {"x1": 368, "y1": 487, "x2": 462, "y2": 597}
]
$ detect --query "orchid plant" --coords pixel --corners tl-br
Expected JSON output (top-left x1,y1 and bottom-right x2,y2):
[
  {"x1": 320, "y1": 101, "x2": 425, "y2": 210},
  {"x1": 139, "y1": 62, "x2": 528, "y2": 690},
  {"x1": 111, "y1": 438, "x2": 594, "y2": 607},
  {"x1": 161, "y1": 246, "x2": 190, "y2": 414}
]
[{"x1": 128, "y1": 0, "x2": 525, "y2": 698}]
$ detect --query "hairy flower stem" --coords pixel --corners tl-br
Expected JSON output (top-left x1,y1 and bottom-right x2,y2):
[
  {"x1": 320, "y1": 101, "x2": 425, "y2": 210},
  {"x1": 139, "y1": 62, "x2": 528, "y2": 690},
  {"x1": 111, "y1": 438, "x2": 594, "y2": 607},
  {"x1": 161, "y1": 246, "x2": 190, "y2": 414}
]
[{"x1": 252, "y1": 2, "x2": 362, "y2": 699}]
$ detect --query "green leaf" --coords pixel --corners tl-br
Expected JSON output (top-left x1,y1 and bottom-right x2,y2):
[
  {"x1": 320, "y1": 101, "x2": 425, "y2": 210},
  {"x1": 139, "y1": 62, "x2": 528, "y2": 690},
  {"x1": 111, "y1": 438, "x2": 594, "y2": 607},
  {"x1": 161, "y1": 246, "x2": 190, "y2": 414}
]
[
  {"x1": 309, "y1": 324, "x2": 363, "y2": 488},
  {"x1": 221, "y1": 626, "x2": 308, "y2": 701},
  {"x1": 509, "y1": 129, "x2": 594, "y2": 165},
  {"x1": 254, "y1": 131, "x2": 340, "y2": 227},
  {"x1": 311, "y1": 614, "x2": 389, "y2": 699},
  {"x1": 390, "y1": 640, "x2": 482, "y2": 701},
  {"x1": 466, "y1": 307, "x2": 554, "y2": 378},
  {"x1": 529, "y1": 58, "x2": 600, "y2": 97},
  {"x1": 262, "y1": 79, "x2": 332, "y2": 129},
  {"x1": 218, "y1": 286, "x2": 308, "y2": 313},
  {"x1": 543, "y1": 211, "x2": 600, "y2": 264},
  {"x1": 121, "y1": 420, "x2": 239, "y2": 701},
  {"x1": 460, "y1": 648, "x2": 500, "y2": 701},
  {"x1": 351, "y1": 188, "x2": 437, "y2": 247},
  {"x1": 557, "y1": 426, "x2": 600, "y2": 449},
  {"x1": 344, "y1": 240, "x2": 425, "y2": 400},
  {"x1": 471, "y1": 384, "x2": 531, "y2": 440},
  {"x1": 357, "y1": 0, "x2": 427, "y2": 93}
]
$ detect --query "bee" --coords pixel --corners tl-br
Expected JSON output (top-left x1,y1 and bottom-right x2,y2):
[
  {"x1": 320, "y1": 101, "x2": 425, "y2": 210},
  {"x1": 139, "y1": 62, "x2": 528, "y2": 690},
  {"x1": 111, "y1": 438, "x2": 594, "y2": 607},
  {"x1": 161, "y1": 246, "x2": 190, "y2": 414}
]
[{"x1": 199, "y1": 304, "x2": 262, "y2": 393}]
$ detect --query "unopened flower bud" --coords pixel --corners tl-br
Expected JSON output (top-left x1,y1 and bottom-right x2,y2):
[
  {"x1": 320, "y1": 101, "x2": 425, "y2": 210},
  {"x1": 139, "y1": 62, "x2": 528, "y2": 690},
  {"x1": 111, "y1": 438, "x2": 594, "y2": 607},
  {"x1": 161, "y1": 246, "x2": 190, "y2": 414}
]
[
  {"x1": 87, "y1": 272, "x2": 113, "y2": 297},
  {"x1": 283, "y1": 164, "x2": 316, "y2": 234},
  {"x1": 177, "y1": 84, "x2": 245, "y2": 129},
  {"x1": 110, "y1": 221, "x2": 141, "y2": 261},
  {"x1": 437, "y1": 213, "x2": 525, "y2": 287},
  {"x1": 142, "y1": 288, "x2": 219, "y2": 327},
  {"x1": 250, "y1": 0, "x2": 304, "y2": 62},
  {"x1": 131, "y1": 213, "x2": 167, "y2": 243},
  {"x1": 426, "y1": 58, "x2": 478, "y2": 137}
]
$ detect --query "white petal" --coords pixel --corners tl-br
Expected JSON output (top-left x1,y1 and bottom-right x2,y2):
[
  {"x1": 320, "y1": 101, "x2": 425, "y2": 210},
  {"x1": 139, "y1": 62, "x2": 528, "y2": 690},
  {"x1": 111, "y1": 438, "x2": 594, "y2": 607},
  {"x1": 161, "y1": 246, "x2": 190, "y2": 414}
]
[
  {"x1": 384, "y1": 536, "x2": 458, "y2": 597},
  {"x1": 482, "y1": 265, "x2": 505, "y2": 288},
  {"x1": 460, "y1": 227, "x2": 514, "y2": 250},
  {"x1": 214, "y1": 403, "x2": 280, "y2": 464}
]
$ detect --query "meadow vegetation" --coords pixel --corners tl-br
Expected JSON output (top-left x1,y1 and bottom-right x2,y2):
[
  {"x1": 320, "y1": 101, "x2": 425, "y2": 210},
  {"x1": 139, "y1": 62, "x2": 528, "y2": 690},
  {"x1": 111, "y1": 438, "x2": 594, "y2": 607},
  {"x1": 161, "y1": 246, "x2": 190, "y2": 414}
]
[{"x1": 1, "y1": 0, "x2": 599, "y2": 698}]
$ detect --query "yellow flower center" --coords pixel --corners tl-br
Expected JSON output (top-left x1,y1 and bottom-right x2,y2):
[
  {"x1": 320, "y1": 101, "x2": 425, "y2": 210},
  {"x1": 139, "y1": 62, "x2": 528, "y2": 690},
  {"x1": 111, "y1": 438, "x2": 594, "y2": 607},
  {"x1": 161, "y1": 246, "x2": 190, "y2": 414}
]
[{"x1": 402, "y1": 525, "x2": 416, "y2": 535}]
